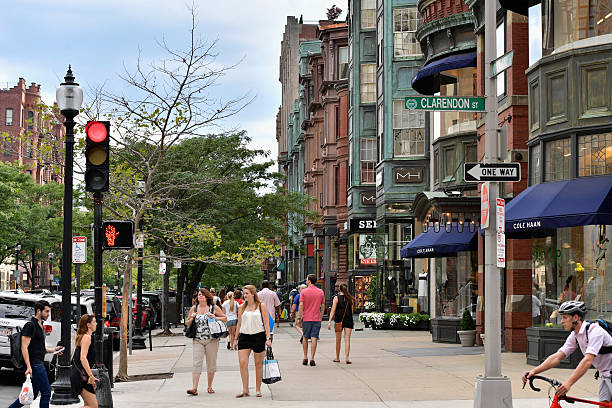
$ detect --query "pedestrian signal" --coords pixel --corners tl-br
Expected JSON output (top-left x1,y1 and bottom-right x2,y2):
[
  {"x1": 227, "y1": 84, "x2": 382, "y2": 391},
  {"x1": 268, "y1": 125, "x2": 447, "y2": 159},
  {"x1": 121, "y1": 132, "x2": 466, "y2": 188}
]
[{"x1": 101, "y1": 220, "x2": 134, "y2": 250}]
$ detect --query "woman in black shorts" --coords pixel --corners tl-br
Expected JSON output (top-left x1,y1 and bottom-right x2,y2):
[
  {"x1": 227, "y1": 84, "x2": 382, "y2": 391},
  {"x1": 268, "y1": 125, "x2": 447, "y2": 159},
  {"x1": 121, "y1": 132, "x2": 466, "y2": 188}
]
[
  {"x1": 71, "y1": 314, "x2": 98, "y2": 408},
  {"x1": 233, "y1": 284, "x2": 271, "y2": 398},
  {"x1": 327, "y1": 283, "x2": 355, "y2": 364}
]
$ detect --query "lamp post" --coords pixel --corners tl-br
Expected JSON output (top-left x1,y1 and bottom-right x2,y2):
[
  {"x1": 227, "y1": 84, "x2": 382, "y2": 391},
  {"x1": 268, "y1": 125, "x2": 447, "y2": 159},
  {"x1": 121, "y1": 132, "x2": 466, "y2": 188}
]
[
  {"x1": 50, "y1": 66, "x2": 82, "y2": 405},
  {"x1": 48, "y1": 251, "x2": 55, "y2": 290},
  {"x1": 132, "y1": 180, "x2": 146, "y2": 349},
  {"x1": 14, "y1": 244, "x2": 21, "y2": 289}
]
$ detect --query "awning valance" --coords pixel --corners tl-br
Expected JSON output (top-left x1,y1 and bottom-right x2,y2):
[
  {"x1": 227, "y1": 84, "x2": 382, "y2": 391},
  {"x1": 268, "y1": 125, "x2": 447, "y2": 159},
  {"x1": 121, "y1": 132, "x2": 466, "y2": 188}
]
[
  {"x1": 400, "y1": 225, "x2": 477, "y2": 258},
  {"x1": 411, "y1": 52, "x2": 477, "y2": 95},
  {"x1": 506, "y1": 175, "x2": 612, "y2": 236}
]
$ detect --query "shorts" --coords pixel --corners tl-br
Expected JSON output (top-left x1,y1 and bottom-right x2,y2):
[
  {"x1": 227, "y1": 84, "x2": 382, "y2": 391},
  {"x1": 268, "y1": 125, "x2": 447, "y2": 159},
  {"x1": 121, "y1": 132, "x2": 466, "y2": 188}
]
[
  {"x1": 226, "y1": 319, "x2": 238, "y2": 327},
  {"x1": 238, "y1": 331, "x2": 266, "y2": 353},
  {"x1": 600, "y1": 376, "x2": 612, "y2": 402},
  {"x1": 302, "y1": 321, "x2": 321, "y2": 339}
]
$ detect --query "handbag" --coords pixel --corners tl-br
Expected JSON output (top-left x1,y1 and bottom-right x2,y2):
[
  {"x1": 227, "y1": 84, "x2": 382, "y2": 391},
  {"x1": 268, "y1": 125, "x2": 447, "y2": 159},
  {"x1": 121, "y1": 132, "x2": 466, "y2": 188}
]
[
  {"x1": 334, "y1": 295, "x2": 349, "y2": 333},
  {"x1": 72, "y1": 356, "x2": 99, "y2": 383},
  {"x1": 184, "y1": 307, "x2": 197, "y2": 339},
  {"x1": 207, "y1": 305, "x2": 229, "y2": 339},
  {"x1": 262, "y1": 347, "x2": 281, "y2": 384}
]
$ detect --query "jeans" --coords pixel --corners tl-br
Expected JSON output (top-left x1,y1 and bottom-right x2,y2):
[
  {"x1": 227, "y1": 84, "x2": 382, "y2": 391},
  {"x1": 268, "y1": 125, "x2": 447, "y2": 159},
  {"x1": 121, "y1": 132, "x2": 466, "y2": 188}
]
[{"x1": 9, "y1": 362, "x2": 50, "y2": 408}]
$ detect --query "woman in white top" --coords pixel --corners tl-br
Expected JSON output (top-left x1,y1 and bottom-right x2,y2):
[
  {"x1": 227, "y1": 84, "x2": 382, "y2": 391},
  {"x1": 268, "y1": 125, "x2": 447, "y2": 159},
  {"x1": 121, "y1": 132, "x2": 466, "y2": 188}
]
[
  {"x1": 233, "y1": 285, "x2": 271, "y2": 398},
  {"x1": 222, "y1": 292, "x2": 239, "y2": 350}
]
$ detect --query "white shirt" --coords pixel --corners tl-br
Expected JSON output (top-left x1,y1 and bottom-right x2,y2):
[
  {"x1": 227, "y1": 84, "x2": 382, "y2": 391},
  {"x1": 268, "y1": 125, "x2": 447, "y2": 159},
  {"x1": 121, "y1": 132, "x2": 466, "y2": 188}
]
[
  {"x1": 222, "y1": 300, "x2": 239, "y2": 321},
  {"x1": 532, "y1": 295, "x2": 541, "y2": 317},
  {"x1": 559, "y1": 321, "x2": 612, "y2": 377},
  {"x1": 239, "y1": 309, "x2": 265, "y2": 335}
]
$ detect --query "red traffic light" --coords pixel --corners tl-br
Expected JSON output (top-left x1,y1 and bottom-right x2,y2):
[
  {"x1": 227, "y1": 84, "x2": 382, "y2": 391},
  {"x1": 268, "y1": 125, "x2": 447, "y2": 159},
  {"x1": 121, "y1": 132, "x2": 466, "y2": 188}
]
[{"x1": 85, "y1": 121, "x2": 108, "y2": 143}]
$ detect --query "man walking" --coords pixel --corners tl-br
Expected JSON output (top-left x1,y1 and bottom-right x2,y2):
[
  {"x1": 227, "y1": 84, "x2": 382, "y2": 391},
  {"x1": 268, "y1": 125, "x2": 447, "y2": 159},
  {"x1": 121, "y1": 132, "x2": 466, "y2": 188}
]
[
  {"x1": 298, "y1": 274, "x2": 325, "y2": 366},
  {"x1": 258, "y1": 280, "x2": 281, "y2": 341},
  {"x1": 9, "y1": 300, "x2": 63, "y2": 408}
]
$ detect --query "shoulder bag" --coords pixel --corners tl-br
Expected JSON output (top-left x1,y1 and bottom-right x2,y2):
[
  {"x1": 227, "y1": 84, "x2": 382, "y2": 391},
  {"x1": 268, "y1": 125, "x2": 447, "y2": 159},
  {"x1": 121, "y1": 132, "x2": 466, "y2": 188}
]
[{"x1": 184, "y1": 307, "x2": 197, "y2": 339}]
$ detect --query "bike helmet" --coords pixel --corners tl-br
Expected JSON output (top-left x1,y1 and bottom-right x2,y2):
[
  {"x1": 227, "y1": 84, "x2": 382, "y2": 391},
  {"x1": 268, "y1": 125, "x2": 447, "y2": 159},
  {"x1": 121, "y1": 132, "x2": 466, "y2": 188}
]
[{"x1": 558, "y1": 301, "x2": 587, "y2": 317}]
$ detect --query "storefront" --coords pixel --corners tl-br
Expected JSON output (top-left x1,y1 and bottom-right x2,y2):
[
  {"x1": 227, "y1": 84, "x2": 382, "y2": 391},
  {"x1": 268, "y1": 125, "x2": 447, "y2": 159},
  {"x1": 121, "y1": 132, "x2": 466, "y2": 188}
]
[
  {"x1": 346, "y1": 219, "x2": 378, "y2": 312},
  {"x1": 506, "y1": 175, "x2": 612, "y2": 323}
]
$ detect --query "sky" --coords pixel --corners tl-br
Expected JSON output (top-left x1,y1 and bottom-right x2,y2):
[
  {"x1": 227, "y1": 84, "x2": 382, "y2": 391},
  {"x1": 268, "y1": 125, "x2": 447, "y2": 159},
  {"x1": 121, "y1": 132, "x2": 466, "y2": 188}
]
[{"x1": 0, "y1": 0, "x2": 346, "y2": 163}]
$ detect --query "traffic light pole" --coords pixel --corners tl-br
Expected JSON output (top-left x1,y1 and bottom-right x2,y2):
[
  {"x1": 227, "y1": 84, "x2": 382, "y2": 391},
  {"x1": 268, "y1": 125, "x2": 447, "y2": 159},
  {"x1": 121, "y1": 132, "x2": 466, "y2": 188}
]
[
  {"x1": 473, "y1": 1, "x2": 513, "y2": 407},
  {"x1": 93, "y1": 191, "x2": 113, "y2": 407}
]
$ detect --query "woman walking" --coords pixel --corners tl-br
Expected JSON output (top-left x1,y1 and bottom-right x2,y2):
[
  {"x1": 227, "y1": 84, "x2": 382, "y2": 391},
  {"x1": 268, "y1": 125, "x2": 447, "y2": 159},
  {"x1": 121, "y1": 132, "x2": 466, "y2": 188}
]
[
  {"x1": 327, "y1": 283, "x2": 354, "y2": 364},
  {"x1": 70, "y1": 314, "x2": 98, "y2": 408},
  {"x1": 222, "y1": 291, "x2": 239, "y2": 350},
  {"x1": 186, "y1": 288, "x2": 227, "y2": 396},
  {"x1": 233, "y1": 285, "x2": 272, "y2": 398}
]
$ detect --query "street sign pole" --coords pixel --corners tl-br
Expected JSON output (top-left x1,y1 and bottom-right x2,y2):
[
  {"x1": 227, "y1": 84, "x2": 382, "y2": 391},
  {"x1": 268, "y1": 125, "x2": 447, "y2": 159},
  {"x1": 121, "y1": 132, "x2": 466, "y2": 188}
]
[{"x1": 474, "y1": 1, "x2": 513, "y2": 406}]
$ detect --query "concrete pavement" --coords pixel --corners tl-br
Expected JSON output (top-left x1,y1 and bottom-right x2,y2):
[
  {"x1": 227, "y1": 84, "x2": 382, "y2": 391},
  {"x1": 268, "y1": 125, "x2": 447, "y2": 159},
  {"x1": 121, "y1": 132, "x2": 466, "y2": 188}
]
[{"x1": 15, "y1": 320, "x2": 602, "y2": 407}]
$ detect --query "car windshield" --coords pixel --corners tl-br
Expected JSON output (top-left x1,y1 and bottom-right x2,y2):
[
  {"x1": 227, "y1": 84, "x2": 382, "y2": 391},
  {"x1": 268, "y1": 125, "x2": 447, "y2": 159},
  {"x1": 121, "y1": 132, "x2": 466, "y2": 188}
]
[{"x1": 0, "y1": 297, "x2": 35, "y2": 319}]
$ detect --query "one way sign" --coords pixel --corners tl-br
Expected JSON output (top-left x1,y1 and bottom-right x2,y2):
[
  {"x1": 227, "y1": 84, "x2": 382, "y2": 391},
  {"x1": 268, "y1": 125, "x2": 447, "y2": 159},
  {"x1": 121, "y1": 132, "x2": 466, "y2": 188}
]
[{"x1": 464, "y1": 163, "x2": 521, "y2": 182}]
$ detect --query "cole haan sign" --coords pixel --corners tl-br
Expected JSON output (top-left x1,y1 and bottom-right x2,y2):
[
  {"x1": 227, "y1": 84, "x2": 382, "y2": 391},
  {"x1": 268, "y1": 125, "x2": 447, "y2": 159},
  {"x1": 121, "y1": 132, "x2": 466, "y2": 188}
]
[{"x1": 512, "y1": 220, "x2": 542, "y2": 230}]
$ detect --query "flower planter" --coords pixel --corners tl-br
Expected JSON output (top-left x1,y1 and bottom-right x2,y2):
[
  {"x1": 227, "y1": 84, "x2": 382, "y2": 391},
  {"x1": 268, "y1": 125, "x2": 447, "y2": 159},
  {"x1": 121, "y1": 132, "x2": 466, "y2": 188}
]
[
  {"x1": 371, "y1": 320, "x2": 430, "y2": 331},
  {"x1": 458, "y1": 329, "x2": 476, "y2": 347},
  {"x1": 431, "y1": 317, "x2": 461, "y2": 344},
  {"x1": 359, "y1": 312, "x2": 430, "y2": 331},
  {"x1": 526, "y1": 326, "x2": 583, "y2": 369}
]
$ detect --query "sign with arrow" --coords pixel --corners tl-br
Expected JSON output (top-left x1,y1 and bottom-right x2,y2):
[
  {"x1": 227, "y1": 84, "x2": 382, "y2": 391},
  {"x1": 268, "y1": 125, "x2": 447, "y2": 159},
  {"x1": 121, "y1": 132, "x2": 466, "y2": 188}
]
[{"x1": 464, "y1": 163, "x2": 521, "y2": 182}]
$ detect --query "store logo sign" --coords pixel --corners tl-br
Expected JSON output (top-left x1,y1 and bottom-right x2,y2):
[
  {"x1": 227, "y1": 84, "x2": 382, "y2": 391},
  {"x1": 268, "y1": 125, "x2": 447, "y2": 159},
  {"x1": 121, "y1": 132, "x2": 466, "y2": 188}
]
[
  {"x1": 512, "y1": 220, "x2": 542, "y2": 230},
  {"x1": 416, "y1": 247, "x2": 434, "y2": 254}
]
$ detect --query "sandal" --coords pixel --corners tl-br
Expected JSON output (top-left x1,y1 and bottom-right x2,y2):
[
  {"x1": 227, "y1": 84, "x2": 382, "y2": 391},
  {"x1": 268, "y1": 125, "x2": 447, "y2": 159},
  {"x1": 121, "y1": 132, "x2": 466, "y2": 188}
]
[
  {"x1": 187, "y1": 389, "x2": 198, "y2": 395},
  {"x1": 333, "y1": 359, "x2": 340, "y2": 363},
  {"x1": 256, "y1": 392, "x2": 263, "y2": 397},
  {"x1": 346, "y1": 360, "x2": 352, "y2": 364},
  {"x1": 236, "y1": 392, "x2": 250, "y2": 398},
  {"x1": 208, "y1": 388, "x2": 215, "y2": 394}
]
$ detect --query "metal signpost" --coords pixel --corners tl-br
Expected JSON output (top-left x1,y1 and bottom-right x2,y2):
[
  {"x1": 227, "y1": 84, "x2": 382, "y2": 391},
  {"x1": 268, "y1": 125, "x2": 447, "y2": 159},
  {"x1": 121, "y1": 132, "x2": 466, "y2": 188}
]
[{"x1": 405, "y1": 95, "x2": 485, "y2": 112}]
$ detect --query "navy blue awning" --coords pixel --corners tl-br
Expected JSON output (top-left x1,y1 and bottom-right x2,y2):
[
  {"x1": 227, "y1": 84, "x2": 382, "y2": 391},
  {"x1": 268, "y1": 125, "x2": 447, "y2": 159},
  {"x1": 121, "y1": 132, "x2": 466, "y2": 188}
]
[
  {"x1": 506, "y1": 175, "x2": 612, "y2": 235},
  {"x1": 411, "y1": 52, "x2": 477, "y2": 95},
  {"x1": 401, "y1": 225, "x2": 477, "y2": 258}
]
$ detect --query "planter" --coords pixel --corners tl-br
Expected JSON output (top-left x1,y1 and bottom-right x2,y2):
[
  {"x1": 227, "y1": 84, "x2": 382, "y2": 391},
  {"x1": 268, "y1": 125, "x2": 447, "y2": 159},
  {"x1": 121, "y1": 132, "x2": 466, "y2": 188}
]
[
  {"x1": 458, "y1": 329, "x2": 476, "y2": 347},
  {"x1": 371, "y1": 320, "x2": 430, "y2": 331},
  {"x1": 526, "y1": 326, "x2": 584, "y2": 369},
  {"x1": 431, "y1": 317, "x2": 460, "y2": 344}
]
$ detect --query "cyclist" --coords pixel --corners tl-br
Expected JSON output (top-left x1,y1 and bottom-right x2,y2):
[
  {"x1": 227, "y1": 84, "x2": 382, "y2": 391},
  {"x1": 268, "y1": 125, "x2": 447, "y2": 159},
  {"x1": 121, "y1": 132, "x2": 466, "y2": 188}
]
[{"x1": 521, "y1": 301, "x2": 612, "y2": 402}]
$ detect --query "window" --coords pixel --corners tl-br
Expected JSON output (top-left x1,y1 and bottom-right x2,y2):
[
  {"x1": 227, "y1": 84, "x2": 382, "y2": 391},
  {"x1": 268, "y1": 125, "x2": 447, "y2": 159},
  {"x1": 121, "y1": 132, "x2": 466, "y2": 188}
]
[
  {"x1": 553, "y1": 0, "x2": 612, "y2": 51},
  {"x1": 360, "y1": 63, "x2": 376, "y2": 103},
  {"x1": 377, "y1": 16, "x2": 384, "y2": 67},
  {"x1": 465, "y1": 143, "x2": 477, "y2": 163},
  {"x1": 444, "y1": 148, "x2": 456, "y2": 179},
  {"x1": 434, "y1": 149, "x2": 439, "y2": 183},
  {"x1": 361, "y1": 0, "x2": 376, "y2": 29},
  {"x1": 545, "y1": 138, "x2": 571, "y2": 181},
  {"x1": 349, "y1": 138, "x2": 353, "y2": 187},
  {"x1": 335, "y1": 106, "x2": 340, "y2": 141},
  {"x1": 393, "y1": 8, "x2": 421, "y2": 57},
  {"x1": 26, "y1": 141, "x2": 33, "y2": 158},
  {"x1": 392, "y1": 100, "x2": 425, "y2": 156},
  {"x1": 496, "y1": 20, "x2": 506, "y2": 97},
  {"x1": 360, "y1": 138, "x2": 376, "y2": 183},
  {"x1": 5, "y1": 108, "x2": 13, "y2": 126},
  {"x1": 334, "y1": 165, "x2": 340, "y2": 205},
  {"x1": 27, "y1": 111, "x2": 34, "y2": 130},
  {"x1": 338, "y1": 46, "x2": 349, "y2": 79},
  {"x1": 579, "y1": 133, "x2": 612, "y2": 177},
  {"x1": 530, "y1": 144, "x2": 542, "y2": 185},
  {"x1": 377, "y1": 105, "x2": 384, "y2": 163}
]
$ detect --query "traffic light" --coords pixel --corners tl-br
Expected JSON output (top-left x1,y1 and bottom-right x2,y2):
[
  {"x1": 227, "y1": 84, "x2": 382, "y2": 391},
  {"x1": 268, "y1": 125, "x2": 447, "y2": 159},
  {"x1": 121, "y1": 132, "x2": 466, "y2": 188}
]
[
  {"x1": 101, "y1": 220, "x2": 134, "y2": 250},
  {"x1": 85, "y1": 120, "x2": 110, "y2": 192}
]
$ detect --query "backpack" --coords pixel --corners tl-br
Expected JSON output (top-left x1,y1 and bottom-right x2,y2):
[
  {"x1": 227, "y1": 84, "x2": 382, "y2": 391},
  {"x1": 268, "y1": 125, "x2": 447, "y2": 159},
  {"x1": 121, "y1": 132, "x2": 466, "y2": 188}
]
[
  {"x1": 577, "y1": 319, "x2": 612, "y2": 354},
  {"x1": 9, "y1": 326, "x2": 24, "y2": 368}
]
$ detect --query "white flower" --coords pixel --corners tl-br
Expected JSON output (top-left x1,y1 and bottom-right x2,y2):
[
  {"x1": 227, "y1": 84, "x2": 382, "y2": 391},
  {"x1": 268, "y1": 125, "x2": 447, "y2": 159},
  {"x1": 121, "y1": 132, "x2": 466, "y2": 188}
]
[{"x1": 364, "y1": 302, "x2": 375, "y2": 311}]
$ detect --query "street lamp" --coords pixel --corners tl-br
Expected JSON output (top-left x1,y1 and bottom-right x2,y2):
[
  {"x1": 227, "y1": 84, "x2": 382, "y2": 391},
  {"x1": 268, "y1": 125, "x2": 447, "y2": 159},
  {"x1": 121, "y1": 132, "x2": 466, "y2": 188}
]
[
  {"x1": 132, "y1": 180, "x2": 146, "y2": 349},
  {"x1": 48, "y1": 251, "x2": 55, "y2": 290},
  {"x1": 14, "y1": 244, "x2": 21, "y2": 289},
  {"x1": 50, "y1": 66, "x2": 82, "y2": 405}
]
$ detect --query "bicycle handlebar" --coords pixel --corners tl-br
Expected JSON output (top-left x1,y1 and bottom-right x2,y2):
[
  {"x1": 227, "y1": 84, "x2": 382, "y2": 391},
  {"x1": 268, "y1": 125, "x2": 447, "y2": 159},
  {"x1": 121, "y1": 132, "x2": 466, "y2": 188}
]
[{"x1": 525, "y1": 375, "x2": 561, "y2": 392}]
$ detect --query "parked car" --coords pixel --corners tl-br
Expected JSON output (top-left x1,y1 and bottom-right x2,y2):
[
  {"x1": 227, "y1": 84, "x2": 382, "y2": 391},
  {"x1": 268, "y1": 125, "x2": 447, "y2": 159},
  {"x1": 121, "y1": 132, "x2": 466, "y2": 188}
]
[
  {"x1": 108, "y1": 295, "x2": 152, "y2": 350},
  {"x1": 141, "y1": 291, "x2": 162, "y2": 327},
  {"x1": 0, "y1": 291, "x2": 67, "y2": 380}
]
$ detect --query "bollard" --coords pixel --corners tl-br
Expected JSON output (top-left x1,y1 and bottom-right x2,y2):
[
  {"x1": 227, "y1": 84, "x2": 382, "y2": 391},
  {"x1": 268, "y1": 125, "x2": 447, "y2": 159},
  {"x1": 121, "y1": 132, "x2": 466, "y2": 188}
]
[
  {"x1": 149, "y1": 326, "x2": 153, "y2": 351},
  {"x1": 95, "y1": 366, "x2": 113, "y2": 408}
]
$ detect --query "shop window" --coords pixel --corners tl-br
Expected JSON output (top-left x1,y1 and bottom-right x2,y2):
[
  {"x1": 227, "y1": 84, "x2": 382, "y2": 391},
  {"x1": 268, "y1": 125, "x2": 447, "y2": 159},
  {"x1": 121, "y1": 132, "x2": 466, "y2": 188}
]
[
  {"x1": 532, "y1": 225, "x2": 611, "y2": 324},
  {"x1": 393, "y1": 7, "x2": 421, "y2": 57},
  {"x1": 392, "y1": 100, "x2": 425, "y2": 157},
  {"x1": 530, "y1": 144, "x2": 542, "y2": 185},
  {"x1": 361, "y1": 0, "x2": 376, "y2": 29},
  {"x1": 530, "y1": 80, "x2": 540, "y2": 132},
  {"x1": 387, "y1": 223, "x2": 412, "y2": 261},
  {"x1": 435, "y1": 251, "x2": 478, "y2": 317},
  {"x1": 338, "y1": 46, "x2": 349, "y2": 80},
  {"x1": 552, "y1": 0, "x2": 612, "y2": 51},
  {"x1": 544, "y1": 138, "x2": 571, "y2": 181},
  {"x1": 5, "y1": 108, "x2": 13, "y2": 126},
  {"x1": 360, "y1": 63, "x2": 376, "y2": 103},
  {"x1": 579, "y1": 133, "x2": 612, "y2": 176},
  {"x1": 360, "y1": 137, "x2": 376, "y2": 183}
]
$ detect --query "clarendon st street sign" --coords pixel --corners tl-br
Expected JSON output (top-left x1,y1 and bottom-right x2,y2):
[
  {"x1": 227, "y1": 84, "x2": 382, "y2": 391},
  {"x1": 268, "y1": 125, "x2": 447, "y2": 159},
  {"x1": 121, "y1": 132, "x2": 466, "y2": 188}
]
[{"x1": 405, "y1": 96, "x2": 485, "y2": 112}]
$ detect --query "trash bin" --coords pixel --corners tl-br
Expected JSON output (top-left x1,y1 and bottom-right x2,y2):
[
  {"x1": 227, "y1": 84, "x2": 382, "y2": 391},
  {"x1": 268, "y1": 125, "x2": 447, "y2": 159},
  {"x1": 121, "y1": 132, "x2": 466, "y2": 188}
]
[{"x1": 103, "y1": 327, "x2": 117, "y2": 388}]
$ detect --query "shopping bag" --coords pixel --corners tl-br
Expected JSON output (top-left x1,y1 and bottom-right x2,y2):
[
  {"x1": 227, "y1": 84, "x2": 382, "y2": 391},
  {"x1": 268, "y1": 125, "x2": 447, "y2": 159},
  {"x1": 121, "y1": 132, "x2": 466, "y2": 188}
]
[
  {"x1": 207, "y1": 305, "x2": 228, "y2": 338},
  {"x1": 19, "y1": 374, "x2": 34, "y2": 405},
  {"x1": 262, "y1": 347, "x2": 281, "y2": 384}
]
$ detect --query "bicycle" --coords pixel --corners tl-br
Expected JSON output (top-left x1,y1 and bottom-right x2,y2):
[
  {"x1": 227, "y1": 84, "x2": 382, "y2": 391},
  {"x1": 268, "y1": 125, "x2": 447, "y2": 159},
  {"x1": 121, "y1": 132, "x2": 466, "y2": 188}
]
[{"x1": 524, "y1": 374, "x2": 612, "y2": 408}]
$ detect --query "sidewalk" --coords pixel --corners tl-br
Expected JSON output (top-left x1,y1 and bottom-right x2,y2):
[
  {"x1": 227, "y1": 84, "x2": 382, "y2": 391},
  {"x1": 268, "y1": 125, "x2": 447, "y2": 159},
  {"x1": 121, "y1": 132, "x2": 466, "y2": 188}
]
[{"x1": 39, "y1": 322, "x2": 601, "y2": 407}]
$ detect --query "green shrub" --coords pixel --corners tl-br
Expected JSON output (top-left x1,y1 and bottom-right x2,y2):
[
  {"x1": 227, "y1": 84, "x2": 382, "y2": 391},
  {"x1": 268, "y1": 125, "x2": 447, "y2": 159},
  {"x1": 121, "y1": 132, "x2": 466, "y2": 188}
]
[{"x1": 460, "y1": 309, "x2": 475, "y2": 331}]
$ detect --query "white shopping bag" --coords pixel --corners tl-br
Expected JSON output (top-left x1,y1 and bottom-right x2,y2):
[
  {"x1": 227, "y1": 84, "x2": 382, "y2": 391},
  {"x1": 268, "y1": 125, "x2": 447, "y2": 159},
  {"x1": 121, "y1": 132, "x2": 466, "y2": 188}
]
[
  {"x1": 262, "y1": 347, "x2": 281, "y2": 384},
  {"x1": 19, "y1": 374, "x2": 34, "y2": 405}
]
